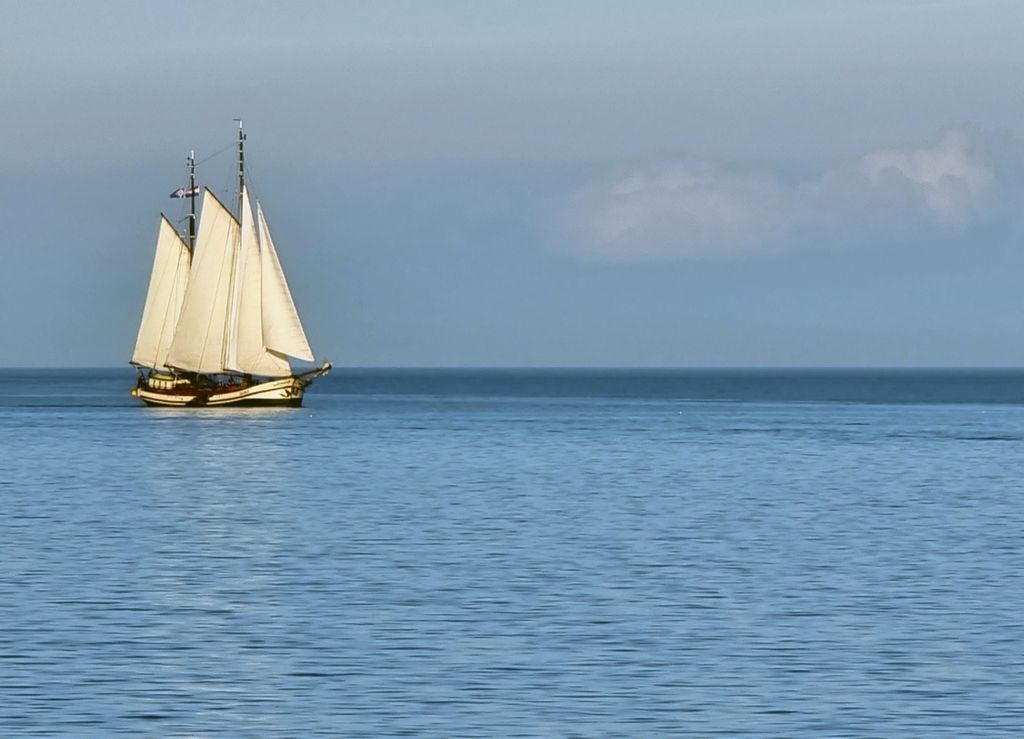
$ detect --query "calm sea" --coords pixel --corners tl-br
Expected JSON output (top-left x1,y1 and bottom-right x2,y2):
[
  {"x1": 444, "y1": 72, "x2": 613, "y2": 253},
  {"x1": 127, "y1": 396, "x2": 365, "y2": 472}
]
[{"x1": 1, "y1": 369, "x2": 1023, "y2": 736}]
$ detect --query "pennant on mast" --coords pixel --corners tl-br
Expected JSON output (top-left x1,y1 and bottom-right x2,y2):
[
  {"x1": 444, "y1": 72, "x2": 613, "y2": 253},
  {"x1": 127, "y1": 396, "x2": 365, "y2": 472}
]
[{"x1": 169, "y1": 185, "x2": 200, "y2": 199}]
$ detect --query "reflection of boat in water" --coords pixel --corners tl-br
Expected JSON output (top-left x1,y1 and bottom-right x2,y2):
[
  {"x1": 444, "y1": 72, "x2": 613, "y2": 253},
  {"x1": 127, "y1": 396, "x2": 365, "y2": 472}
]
[{"x1": 130, "y1": 122, "x2": 330, "y2": 407}]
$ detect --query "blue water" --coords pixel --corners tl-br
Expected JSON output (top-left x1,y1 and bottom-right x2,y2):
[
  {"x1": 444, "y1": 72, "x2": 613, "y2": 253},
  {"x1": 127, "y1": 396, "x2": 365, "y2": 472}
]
[{"x1": 1, "y1": 369, "x2": 1023, "y2": 736}]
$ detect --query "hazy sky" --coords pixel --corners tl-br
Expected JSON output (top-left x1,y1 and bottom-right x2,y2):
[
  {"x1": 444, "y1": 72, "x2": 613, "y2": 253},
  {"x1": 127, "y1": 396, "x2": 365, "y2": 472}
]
[{"x1": 4, "y1": 0, "x2": 1024, "y2": 366}]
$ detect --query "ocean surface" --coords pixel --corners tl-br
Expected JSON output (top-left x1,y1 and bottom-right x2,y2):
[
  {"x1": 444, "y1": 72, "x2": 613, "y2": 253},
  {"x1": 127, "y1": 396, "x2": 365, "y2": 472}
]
[{"x1": 1, "y1": 368, "x2": 1023, "y2": 737}]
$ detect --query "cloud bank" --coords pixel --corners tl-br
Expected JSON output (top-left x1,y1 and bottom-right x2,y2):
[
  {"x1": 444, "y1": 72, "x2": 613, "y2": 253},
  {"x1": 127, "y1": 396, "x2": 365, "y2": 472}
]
[{"x1": 563, "y1": 127, "x2": 1019, "y2": 261}]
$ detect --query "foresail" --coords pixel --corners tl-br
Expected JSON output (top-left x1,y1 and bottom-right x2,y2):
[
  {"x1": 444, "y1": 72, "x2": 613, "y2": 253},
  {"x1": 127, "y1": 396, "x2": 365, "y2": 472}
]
[
  {"x1": 165, "y1": 189, "x2": 240, "y2": 374},
  {"x1": 257, "y1": 202, "x2": 315, "y2": 362},
  {"x1": 131, "y1": 216, "x2": 190, "y2": 370},
  {"x1": 225, "y1": 187, "x2": 291, "y2": 377}
]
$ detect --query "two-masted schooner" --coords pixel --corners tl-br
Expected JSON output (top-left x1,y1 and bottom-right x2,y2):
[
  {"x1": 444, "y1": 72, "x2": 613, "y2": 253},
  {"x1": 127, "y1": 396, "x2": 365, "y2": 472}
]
[{"x1": 130, "y1": 122, "x2": 330, "y2": 406}]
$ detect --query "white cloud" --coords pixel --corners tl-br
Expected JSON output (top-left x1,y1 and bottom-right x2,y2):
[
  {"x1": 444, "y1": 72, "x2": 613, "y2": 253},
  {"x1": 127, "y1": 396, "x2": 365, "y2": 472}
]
[
  {"x1": 565, "y1": 162, "x2": 796, "y2": 260},
  {"x1": 562, "y1": 127, "x2": 1008, "y2": 261},
  {"x1": 859, "y1": 128, "x2": 994, "y2": 226}
]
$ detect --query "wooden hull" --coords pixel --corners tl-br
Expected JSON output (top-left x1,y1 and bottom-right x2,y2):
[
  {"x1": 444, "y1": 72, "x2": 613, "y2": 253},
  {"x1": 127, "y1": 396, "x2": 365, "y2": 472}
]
[{"x1": 132, "y1": 376, "x2": 310, "y2": 408}]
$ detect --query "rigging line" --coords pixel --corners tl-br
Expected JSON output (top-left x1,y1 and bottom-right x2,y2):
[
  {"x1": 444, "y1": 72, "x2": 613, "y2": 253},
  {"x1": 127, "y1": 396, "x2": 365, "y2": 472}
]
[
  {"x1": 195, "y1": 140, "x2": 236, "y2": 166},
  {"x1": 220, "y1": 171, "x2": 235, "y2": 208},
  {"x1": 243, "y1": 158, "x2": 261, "y2": 195}
]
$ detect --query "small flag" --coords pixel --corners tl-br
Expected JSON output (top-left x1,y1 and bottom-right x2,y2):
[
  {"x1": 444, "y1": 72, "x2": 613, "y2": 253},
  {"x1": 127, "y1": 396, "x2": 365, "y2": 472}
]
[{"x1": 169, "y1": 185, "x2": 200, "y2": 199}]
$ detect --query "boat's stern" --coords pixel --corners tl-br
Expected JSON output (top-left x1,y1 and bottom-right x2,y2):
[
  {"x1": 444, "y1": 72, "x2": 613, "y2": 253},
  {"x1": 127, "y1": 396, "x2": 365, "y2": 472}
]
[{"x1": 132, "y1": 372, "x2": 201, "y2": 406}]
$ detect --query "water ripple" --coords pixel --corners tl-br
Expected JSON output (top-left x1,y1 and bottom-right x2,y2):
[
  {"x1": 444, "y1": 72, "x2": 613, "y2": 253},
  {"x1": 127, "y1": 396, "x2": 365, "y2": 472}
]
[{"x1": 1, "y1": 371, "x2": 1023, "y2": 735}]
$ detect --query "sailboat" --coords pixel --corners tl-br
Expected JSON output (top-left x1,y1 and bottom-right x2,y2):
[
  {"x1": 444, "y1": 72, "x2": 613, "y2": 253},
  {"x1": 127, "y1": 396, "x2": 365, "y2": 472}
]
[{"x1": 130, "y1": 122, "x2": 331, "y2": 407}]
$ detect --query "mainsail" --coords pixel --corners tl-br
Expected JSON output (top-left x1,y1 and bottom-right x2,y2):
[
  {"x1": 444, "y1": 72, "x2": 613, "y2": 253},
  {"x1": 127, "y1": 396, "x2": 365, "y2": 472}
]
[
  {"x1": 162, "y1": 188, "x2": 311, "y2": 376},
  {"x1": 165, "y1": 189, "x2": 240, "y2": 374},
  {"x1": 225, "y1": 187, "x2": 291, "y2": 377},
  {"x1": 258, "y1": 202, "x2": 315, "y2": 362},
  {"x1": 131, "y1": 216, "x2": 191, "y2": 370}
]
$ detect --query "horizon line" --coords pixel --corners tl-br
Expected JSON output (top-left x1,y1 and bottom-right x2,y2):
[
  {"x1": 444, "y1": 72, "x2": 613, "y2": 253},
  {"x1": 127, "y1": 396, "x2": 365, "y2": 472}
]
[{"x1": 8, "y1": 365, "x2": 1024, "y2": 372}]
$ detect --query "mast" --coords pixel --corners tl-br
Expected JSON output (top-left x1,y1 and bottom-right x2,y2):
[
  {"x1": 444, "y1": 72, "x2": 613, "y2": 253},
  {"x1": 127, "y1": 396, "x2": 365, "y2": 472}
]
[
  {"x1": 235, "y1": 118, "x2": 245, "y2": 219},
  {"x1": 187, "y1": 149, "x2": 196, "y2": 252},
  {"x1": 231, "y1": 118, "x2": 246, "y2": 375}
]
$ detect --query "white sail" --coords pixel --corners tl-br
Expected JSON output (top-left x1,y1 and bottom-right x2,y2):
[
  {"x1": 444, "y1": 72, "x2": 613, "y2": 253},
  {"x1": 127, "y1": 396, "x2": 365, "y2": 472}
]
[
  {"x1": 131, "y1": 216, "x2": 190, "y2": 370},
  {"x1": 166, "y1": 189, "x2": 240, "y2": 374},
  {"x1": 257, "y1": 202, "x2": 315, "y2": 362},
  {"x1": 225, "y1": 187, "x2": 291, "y2": 377}
]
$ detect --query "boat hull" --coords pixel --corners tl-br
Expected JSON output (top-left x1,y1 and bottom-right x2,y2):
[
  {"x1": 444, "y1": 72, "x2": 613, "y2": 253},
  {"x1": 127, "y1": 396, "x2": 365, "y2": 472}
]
[{"x1": 132, "y1": 376, "x2": 310, "y2": 408}]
